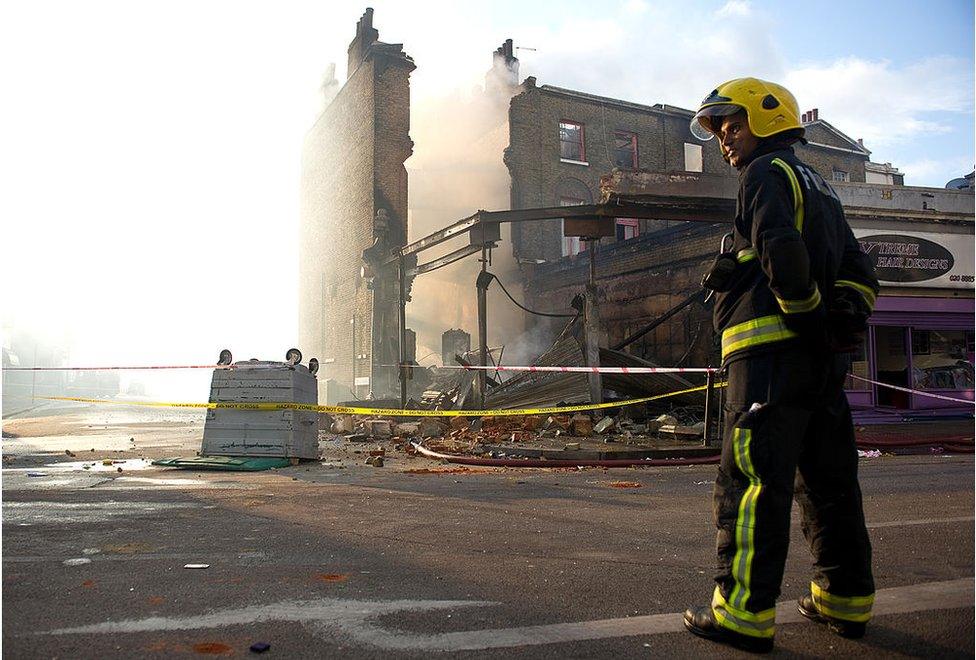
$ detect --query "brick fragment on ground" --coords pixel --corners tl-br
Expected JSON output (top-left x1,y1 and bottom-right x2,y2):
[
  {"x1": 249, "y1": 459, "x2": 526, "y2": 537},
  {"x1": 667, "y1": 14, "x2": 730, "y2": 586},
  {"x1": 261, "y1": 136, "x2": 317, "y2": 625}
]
[{"x1": 570, "y1": 414, "x2": 593, "y2": 437}]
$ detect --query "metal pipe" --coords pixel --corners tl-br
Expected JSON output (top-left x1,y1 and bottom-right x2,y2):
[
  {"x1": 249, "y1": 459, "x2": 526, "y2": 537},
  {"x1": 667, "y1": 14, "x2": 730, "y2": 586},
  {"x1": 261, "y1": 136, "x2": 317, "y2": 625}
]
[
  {"x1": 703, "y1": 370, "x2": 715, "y2": 447},
  {"x1": 475, "y1": 246, "x2": 489, "y2": 408},
  {"x1": 398, "y1": 255, "x2": 408, "y2": 409},
  {"x1": 350, "y1": 316, "x2": 356, "y2": 394},
  {"x1": 411, "y1": 441, "x2": 720, "y2": 468},
  {"x1": 587, "y1": 238, "x2": 597, "y2": 287}
]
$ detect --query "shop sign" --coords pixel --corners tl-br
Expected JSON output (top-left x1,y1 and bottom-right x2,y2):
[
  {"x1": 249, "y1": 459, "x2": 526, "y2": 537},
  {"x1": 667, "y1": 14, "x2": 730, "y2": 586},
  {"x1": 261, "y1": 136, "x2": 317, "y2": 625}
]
[{"x1": 853, "y1": 230, "x2": 974, "y2": 289}]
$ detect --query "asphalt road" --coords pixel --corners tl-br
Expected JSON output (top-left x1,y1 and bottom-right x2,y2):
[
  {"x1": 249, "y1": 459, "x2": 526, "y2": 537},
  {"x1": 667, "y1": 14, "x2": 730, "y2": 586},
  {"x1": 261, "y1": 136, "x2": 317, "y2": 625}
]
[{"x1": 3, "y1": 437, "x2": 973, "y2": 658}]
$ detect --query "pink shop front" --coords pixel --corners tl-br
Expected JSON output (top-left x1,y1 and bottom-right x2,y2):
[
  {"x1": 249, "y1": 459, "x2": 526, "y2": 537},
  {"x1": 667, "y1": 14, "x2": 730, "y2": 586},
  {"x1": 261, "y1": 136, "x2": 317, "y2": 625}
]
[{"x1": 846, "y1": 230, "x2": 975, "y2": 422}]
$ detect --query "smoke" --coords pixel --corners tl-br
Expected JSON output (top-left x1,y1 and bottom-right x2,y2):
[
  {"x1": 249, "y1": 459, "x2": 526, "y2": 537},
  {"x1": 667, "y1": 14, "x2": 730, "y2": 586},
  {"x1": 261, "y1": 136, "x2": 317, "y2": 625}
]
[{"x1": 405, "y1": 48, "x2": 527, "y2": 367}]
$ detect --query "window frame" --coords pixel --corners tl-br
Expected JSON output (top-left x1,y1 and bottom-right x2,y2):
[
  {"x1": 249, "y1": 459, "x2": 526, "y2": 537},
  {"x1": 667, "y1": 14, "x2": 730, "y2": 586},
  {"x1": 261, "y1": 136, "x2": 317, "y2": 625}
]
[
  {"x1": 559, "y1": 196, "x2": 587, "y2": 257},
  {"x1": 683, "y1": 142, "x2": 703, "y2": 173},
  {"x1": 612, "y1": 130, "x2": 638, "y2": 169},
  {"x1": 559, "y1": 120, "x2": 586, "y2": 164},
  {"x1": 615, "y1": 217, "x2": 639, "y2": 241}
]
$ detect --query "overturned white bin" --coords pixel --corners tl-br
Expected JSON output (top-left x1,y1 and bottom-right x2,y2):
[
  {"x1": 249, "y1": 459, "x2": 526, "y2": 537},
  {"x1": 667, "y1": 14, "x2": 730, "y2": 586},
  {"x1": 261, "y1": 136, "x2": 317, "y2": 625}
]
[{"x1": 202, "y1": 355, "x2": 319, "y2": 460}]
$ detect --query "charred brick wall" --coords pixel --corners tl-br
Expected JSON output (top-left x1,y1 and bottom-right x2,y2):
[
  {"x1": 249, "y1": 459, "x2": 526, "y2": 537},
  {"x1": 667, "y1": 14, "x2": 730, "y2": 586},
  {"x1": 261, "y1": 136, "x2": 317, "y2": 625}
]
[
  {"x1": 299, "y1": 11, "x2": 414, "y2": 400},
  {"x1": 523, "y1": 221, "x2": 727, "y2": 367}
]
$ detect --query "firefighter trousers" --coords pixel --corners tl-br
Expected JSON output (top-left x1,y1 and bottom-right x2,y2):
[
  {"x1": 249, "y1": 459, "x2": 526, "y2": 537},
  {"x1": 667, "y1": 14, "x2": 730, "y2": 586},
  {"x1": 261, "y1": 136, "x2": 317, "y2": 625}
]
[{"x1": 710, "y1": 346, "x2": 875, "y2": 639}]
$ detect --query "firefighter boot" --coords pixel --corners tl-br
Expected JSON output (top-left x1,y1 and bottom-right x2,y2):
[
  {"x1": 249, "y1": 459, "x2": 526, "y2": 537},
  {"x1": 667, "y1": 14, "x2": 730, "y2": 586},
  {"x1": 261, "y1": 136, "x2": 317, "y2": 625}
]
[
  {"x1": 797, "y1": 594, "x2": 867, "y2": 639},
  {"x1": 683, "y1": 606, "x2": 774, "y2": 654}
]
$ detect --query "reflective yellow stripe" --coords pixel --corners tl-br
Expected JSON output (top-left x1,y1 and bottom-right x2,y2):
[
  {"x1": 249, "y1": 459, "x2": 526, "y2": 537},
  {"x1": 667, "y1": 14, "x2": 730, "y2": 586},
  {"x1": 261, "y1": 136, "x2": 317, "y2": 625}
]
[
  {"x1": 771, "y1": 158, "x2": 804, "y2": 233},
  {"x1": 775, "y1": 284, "x2": 822, "y2": 314},
  {"x1": 712, "y1": 586, "x2": 776, "y2": 638},
  {"x1": 836, "y1": 279, "x2": 877, "y2": 309},
  {"x1": 810, "y1": 582, "x2": 874, "y2": 622},
  {"x1": 721, "y1": 315, "x2": 799, "y2": 361},
  {"x1": 737, "y1": 248, "x2": 757, "y2": 263},
  {"x1": 729, "y1": 428, "x2": 761, "y2": 611}
]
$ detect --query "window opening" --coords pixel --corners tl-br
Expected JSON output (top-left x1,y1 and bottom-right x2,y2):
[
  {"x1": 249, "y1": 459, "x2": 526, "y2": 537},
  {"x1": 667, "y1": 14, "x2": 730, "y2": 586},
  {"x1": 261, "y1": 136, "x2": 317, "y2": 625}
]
[
  {"x1": 560, "y1": 196, "x2": 586, "y2": 256},
  {"x1": 612, "y1": 130, "x2": 638, "y2": 169},
  {"x1": 559, "y1": 121, "x2": 585, "y2": 162},
  {"x1": 684, "y1": 143, "x2": 703, "y2": 172},
  {"x1": 911, "y1": 328, "x2": 975, "y2": 390},
  {"x1": 615, "y1": 218, "x2": 639, "y2": 241}
]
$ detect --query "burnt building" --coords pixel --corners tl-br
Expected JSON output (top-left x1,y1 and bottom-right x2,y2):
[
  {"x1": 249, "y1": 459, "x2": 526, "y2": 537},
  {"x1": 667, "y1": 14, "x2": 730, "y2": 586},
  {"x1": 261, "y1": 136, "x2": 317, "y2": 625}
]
[
  {"x1": 298, "y1": 16, "x2": 972, "y2": 418},
  {"x1": 299, "y1": 9, "x2": 415, "y2": 401},
  {"x1": 501, "y1": 76, "x2": 973, "y2": 417},
  {"x1": 502, "y1": 77, "x2": 923, "y2": 369},
  {"x1": 504, "y1": 83, "x2": 904, "y2": 264}
]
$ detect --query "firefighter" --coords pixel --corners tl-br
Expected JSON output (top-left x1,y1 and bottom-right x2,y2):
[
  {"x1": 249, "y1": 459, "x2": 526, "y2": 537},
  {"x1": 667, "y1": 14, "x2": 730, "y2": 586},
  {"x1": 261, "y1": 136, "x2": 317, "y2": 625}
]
[{"x1": 683, "y1": 78, "x2": 879, "y2": 653}]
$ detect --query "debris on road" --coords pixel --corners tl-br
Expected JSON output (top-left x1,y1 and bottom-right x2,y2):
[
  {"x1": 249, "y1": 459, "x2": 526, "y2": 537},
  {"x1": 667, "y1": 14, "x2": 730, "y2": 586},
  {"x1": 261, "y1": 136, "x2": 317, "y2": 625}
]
[
  {"x1": 250, "y1": 642, "x2": 271, "y2": 653},
  {"x1": 63, "y1": 558, "x2": 92, "y2": 566},
  {"x1": 593, "y1": 416, "x2": 615, "y2": 434},
  {"x1": 183, "y1": 563, "x2": 210, "y2": 569}
]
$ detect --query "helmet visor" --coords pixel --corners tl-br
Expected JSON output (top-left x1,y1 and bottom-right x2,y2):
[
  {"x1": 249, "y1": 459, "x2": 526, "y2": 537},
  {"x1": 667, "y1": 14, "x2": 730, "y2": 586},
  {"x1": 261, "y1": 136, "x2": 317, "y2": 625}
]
[{"x1": 690, "y1": 103, "x2": 743, "y2": 141}]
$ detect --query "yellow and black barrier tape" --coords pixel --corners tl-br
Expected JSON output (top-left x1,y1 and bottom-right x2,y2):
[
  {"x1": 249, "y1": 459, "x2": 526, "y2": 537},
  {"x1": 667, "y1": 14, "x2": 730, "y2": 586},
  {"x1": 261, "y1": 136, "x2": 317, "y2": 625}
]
[{"x1": 39, "y1": 382, "x2": 726, "y2": 418}]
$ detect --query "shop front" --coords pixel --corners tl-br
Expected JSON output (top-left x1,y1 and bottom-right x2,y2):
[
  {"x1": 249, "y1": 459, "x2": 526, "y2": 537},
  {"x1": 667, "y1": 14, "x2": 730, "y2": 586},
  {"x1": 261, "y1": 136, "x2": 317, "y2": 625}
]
[{"x1": 846, "y1": 229, "x2": 974, "y2": 420}]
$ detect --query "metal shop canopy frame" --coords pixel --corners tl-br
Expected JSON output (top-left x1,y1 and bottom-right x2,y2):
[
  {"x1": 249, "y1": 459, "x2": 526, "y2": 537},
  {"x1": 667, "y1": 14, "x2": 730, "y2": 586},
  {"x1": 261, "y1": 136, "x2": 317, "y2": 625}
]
[{"x1": 372, "y1": 194, "x2": 734, "y2": 408}]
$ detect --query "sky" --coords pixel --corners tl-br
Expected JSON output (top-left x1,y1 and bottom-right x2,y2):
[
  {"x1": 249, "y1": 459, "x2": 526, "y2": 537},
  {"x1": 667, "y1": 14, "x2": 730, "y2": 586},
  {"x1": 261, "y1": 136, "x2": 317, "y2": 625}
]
[{"x1": 1, "y1": 0, "x2": 972, "y2": 397}]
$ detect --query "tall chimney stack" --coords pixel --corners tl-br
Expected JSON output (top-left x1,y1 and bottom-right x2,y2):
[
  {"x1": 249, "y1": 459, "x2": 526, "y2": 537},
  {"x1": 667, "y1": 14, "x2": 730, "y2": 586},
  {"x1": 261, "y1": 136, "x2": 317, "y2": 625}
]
[
  {"x1": 347, "y1": 8, "x2": 379, "y2": 78},
  {"x1": 486, "y1": 38, "x2": 520, "y2": 93}
]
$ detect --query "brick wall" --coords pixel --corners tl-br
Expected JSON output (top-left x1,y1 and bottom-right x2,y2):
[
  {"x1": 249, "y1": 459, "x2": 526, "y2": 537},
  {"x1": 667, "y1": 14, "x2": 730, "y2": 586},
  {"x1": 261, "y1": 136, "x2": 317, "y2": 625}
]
[
  {"x1": 370, "y1": 52, "x2": 415, "y2": 396},
  {"x1": 299, "y1": 15, "x2": 414, "y2": 400},
  {"x1": 798, "y1": 123, "x2": 868, "y2": 183},
  {"x1": 506, "y1": 83, "x2": 736, "y2": 263},
  {"x1": 523, "y1": 221, "x2": 726, "y2": 367}
]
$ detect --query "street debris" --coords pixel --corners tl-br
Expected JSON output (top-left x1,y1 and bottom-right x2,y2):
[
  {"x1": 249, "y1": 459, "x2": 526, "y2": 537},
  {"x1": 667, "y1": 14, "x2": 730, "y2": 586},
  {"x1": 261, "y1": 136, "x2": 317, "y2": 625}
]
[
  {"x1": 192, "y1": 643, "x2": 232, "y2": 654},
  {"x1": 250, "y1": 642, "x2": 271, "y2": 653},
  {"x1": 593, "y1": 416, "x2": 615, "y2": 434},
  {"x1": 858, "y1": 449, "x2": 882, "y2": 458},
  {"x1": 63, "y1": 558, "x2": 92, "y2": 566},
  {"x1": 183, "y1": 563, "x2": 210, "y2": 569},
  {"x1": 315, "y1": 573, "x2": 348, "y2": 583}
]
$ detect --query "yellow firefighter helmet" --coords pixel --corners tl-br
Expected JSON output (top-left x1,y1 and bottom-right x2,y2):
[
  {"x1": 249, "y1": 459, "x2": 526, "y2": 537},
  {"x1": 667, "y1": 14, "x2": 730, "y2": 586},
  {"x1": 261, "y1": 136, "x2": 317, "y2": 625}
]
[{"x1": 691, "y1": 77, "x2": 803, "y2": 141}]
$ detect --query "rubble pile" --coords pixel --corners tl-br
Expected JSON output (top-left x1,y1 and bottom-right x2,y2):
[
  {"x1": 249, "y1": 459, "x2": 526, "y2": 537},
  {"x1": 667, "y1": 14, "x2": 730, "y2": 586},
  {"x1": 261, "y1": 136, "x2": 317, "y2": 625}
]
[{"x1": 323, "y1": 407, "x2": 712, "y2": 467}]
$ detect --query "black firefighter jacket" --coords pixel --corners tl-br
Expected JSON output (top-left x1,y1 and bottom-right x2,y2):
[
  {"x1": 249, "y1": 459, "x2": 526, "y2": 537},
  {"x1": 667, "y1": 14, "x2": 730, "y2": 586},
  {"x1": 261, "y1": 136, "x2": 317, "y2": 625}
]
[{"x1": 713, "y1": 145, "x2": 880, "y2": 365}]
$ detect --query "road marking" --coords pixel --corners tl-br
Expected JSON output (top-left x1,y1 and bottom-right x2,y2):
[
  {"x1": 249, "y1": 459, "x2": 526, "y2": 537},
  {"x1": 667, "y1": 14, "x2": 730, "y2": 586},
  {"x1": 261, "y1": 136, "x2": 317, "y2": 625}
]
[
  {"x1": 866, "y1": 515, "x2": 974, "y2": 529},
  {"x1": 2, "y1": 501, "x2": 201, "y2": 524},
  {"x1": 4, "y1": 551, "x2": 266, "y2": 564},
  {"x1": 39, "y1": 578, "x2": 973, "y2": 652}
]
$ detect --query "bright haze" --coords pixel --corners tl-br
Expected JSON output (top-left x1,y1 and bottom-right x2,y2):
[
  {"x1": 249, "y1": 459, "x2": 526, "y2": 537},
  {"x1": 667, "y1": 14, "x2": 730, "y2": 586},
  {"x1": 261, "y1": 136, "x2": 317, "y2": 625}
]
[{"x1": 2, "y1": 0, "x2": 972, "y2": 399}]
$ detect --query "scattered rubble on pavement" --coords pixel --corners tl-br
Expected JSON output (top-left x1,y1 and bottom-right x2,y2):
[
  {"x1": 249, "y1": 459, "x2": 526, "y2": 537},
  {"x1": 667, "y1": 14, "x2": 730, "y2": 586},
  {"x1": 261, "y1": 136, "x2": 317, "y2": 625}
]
[{"x1": 318, "y1": 405, "x2": 716, "y2": 470}]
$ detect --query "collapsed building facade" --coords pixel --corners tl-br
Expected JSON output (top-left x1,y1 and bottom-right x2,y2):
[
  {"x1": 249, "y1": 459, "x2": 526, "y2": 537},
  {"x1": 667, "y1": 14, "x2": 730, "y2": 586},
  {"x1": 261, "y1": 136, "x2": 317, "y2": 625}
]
[
  {"x1": 300, "y1": 10, "x2": 974, "y2": 419},
  {"x1": 299, "y1": 9, "x2": 415, "y2": 401}
]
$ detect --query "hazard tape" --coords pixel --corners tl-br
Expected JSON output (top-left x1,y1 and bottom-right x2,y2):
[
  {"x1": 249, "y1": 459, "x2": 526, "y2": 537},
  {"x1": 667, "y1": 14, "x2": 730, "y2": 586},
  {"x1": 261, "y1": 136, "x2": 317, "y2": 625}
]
[
  {"x1": 394, "y1": 364, "x2": 718, "y2": 374},
  {"x1": 38, "y1": 382, "x2": 726, "y2": 418},
  {"x1": 2, "y1": 364, "x2": 234, "y2": 372},
  {"x1": 849, "y1": 375, "x2": 975, "y2": 405}
]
